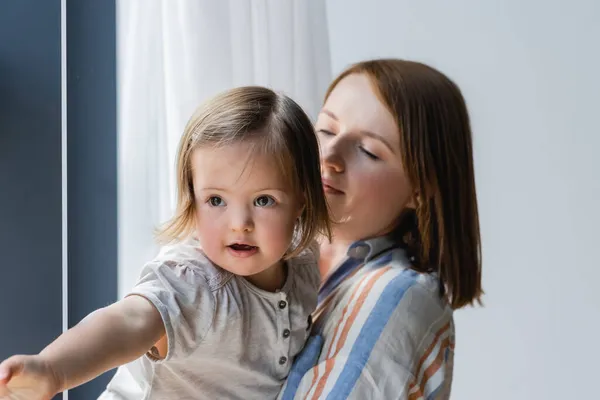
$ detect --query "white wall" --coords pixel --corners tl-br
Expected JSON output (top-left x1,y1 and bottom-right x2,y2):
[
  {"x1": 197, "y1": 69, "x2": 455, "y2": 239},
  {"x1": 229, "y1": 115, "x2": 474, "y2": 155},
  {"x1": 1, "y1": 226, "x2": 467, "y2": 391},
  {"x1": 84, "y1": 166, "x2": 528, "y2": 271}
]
[{"x1": 325, "y1": 1, "x2": 600, "y2": 398}]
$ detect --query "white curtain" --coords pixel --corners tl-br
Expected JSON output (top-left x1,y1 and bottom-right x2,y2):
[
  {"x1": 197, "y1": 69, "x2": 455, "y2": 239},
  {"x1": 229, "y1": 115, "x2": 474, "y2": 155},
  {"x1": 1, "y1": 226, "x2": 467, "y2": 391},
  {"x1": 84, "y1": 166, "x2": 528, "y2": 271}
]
[{"x1": 117, "y1": 0, "x2": 332, "y2": 296}]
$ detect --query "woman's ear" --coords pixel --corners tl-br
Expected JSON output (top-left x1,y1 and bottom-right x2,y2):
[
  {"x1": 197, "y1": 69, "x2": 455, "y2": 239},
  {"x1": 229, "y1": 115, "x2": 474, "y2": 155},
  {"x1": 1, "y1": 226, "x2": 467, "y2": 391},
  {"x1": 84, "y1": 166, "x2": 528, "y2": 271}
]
[{"x1": 406, "y1": 192, "x2": 419, "y2": 209}]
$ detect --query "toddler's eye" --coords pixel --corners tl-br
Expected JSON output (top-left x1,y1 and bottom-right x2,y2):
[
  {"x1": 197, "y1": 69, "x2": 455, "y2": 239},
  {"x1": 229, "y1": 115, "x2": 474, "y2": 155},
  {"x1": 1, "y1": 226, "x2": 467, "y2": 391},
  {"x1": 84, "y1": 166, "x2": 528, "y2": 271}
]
[
  {"x1": 254, "y1": 196, "x2": 275, "y2": 207},
  {"x1": 208, "y1": 196, "x2": 226, "y2": 207}
]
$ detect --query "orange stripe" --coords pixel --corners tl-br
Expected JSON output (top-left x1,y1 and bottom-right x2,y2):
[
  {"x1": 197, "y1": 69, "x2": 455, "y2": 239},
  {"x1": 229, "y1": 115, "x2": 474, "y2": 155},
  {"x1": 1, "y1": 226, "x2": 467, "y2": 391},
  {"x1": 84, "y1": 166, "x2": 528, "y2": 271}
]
[
  {"x1": 304, "y1": 270, "x2": 373, "y2": 399},
  {"x1": 334, "y1": 267, "x2": 392, "y2": 353},
  {"x1": 314, "y1": 265, "x2": 364, "y2": 320},
  {"x1": 414, "y1": 322, "x2": 450, "y2": 377},
  {"x1": 302, "y1": 366, "x2": 319, "y2": 400},
  {"x1": 310, "y1": 267, "x2": 392, "y2": 399},
  {"x1": 418, "y1": 337, "x2": 451, "y2": 394},
  {"x1": 310, "y1": 358, "x2": 335, "y2": 398},
  {"x1": 324, "y1": 270, "x2": 370, "y2": 358},
  {"x1": 407, "y1": 322, "x2": 451, "y2": 397},
  {"x1": 312, "y1": 290, "x2": 337, "y2": 322},
  {"x1": 408, "y1": 378, "x2": 425, "y2": 400}
]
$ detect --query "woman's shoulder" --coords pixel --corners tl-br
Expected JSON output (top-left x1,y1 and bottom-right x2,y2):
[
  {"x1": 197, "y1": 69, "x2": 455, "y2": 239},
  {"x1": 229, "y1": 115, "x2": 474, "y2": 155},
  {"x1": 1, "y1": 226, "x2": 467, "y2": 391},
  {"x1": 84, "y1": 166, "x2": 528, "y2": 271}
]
[
  {"x1": 357, "y1": 247, "x2": 452, "y2": 326},
  {"x1": 336, "y1": 264, "x2": 453, "y2": 366}
]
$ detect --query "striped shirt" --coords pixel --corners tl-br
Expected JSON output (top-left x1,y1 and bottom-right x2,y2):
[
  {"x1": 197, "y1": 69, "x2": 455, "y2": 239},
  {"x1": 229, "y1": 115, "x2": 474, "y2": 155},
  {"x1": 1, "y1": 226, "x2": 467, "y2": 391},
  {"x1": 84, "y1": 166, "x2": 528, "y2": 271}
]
[{"x1": 279, "y1": 235, "x2": 455, "y2": 400}]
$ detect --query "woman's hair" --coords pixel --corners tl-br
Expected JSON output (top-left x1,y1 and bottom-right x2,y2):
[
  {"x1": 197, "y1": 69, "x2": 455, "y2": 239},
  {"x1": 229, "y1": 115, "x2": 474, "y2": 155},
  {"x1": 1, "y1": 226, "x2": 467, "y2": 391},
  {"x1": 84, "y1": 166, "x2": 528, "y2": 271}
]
[
  {"x1": 325, "y1": 59, "x2": 482, "y2": 309},
  {"x1": 157, "y1": 86, "x2": 331, "y2": 258}
]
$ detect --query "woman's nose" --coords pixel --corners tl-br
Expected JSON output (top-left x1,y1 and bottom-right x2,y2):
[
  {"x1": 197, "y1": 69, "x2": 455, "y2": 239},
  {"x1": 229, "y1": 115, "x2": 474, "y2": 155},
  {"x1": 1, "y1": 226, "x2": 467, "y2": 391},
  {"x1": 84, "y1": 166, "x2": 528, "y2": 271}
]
[{"x1": 321, "y1": 137, "x2": 345, "y2": 174}]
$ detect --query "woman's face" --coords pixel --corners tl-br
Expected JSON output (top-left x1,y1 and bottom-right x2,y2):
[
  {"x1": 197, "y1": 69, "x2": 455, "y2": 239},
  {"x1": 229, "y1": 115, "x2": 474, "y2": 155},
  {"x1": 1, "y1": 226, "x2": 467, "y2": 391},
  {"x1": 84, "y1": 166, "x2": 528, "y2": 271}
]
[{"x1": 316, "y1": 73, "x2": 413, "y2": 242}]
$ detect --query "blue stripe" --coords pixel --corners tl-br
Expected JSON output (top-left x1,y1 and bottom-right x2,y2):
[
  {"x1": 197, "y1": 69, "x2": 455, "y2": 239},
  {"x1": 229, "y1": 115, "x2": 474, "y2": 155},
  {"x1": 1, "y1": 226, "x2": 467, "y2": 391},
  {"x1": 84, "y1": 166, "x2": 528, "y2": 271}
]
[
  {"x1": 369, "y1": 252, "x2": 392, "y2": 268},
  {"x1": 325, "y1": 269, "x2": 419, "y2": 399},
  {"x1": 427, "y1": 384, "x2": 442, "y2": 400},
  {"x1": 318, "y1": 242, "x2": 395, "y2": 305},
  {"x1": 280, "y1": 335, "x2": 324, "y2": 400},
  {"x1": 318, "y1": 257, "x2": 363, "y2": 304}
]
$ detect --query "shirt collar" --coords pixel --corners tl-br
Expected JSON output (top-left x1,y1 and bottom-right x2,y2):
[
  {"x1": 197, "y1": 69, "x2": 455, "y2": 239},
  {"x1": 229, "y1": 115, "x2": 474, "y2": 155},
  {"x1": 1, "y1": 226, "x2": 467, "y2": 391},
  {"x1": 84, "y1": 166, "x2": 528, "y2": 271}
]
[
  {"x1": 346, "y1": 234, "x2": 399, "y2": 263},
  {"x1": 317, "y1": 233, "x2": 401, "y2": 306}
]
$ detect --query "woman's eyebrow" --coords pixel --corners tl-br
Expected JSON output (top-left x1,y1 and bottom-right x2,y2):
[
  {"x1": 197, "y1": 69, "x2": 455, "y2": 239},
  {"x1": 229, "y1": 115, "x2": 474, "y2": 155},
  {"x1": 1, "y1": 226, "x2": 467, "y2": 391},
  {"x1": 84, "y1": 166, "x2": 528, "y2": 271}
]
[
  {"x1": 321, "y1": 108, "x2": 394, "y2": 152},
  {"x1": 320, "y1": 108, "x2": 338, "y2": 121},
  {"x1": 359, "y1": 130, "x2": 394, "y2": 152}
]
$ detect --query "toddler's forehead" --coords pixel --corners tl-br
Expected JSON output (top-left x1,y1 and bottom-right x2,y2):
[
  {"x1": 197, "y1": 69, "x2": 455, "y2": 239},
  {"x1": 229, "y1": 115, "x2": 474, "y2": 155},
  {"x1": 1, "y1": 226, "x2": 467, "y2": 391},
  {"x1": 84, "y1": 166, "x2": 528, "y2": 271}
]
[{"x1": 191, "y1": 145, "x2": 291, "y2": 192}]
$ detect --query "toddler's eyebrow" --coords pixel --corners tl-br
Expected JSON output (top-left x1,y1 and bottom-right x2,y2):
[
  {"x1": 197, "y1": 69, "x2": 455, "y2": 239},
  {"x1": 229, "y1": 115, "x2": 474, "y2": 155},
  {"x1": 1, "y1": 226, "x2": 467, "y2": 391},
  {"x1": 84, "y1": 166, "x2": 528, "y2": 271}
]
[
  {"x1": 198, "y1": 187, "x2": 289, "y2": 193},
  {"x1": 254, "y1": 187, "x2": 289, "y2": 193}
]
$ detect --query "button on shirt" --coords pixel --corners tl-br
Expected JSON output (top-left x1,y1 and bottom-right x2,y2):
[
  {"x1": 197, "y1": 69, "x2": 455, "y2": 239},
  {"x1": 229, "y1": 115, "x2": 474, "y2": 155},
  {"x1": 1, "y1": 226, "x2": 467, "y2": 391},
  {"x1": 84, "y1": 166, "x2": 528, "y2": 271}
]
[{"x1": 98, "y1": 237, "x2": 320, "y2": 400}]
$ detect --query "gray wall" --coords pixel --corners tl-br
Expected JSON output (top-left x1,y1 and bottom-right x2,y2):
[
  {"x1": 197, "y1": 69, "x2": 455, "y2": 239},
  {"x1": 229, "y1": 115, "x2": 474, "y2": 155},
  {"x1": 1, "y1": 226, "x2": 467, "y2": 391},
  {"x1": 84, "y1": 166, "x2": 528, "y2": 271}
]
[
  {"x1": 0, "y1": 1, "x2": 117, "y2": 399},
  {"x1": 326, "y1": 0, "x2": 600, "y2": 398},
  {"x1": 67, "y1": 1, "x2": 118, "y2": 398},
  {"x1": 0, "y1": 6, "x2": 64, "y2": 400}
]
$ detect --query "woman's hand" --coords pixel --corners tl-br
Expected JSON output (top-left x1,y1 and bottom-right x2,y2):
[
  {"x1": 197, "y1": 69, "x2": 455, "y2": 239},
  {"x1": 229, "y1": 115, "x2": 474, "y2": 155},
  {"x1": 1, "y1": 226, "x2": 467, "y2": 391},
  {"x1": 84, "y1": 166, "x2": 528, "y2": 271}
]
[{"x1": 0, "y1": 355, "x2": 62, "y2": 400}]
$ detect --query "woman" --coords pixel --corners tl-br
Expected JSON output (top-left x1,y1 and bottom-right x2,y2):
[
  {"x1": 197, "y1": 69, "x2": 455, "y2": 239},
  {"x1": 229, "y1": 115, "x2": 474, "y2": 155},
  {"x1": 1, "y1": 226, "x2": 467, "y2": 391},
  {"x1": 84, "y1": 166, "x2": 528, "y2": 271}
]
[{"x1": 280, "y1": 59, "x2": 482, "y2": 399}]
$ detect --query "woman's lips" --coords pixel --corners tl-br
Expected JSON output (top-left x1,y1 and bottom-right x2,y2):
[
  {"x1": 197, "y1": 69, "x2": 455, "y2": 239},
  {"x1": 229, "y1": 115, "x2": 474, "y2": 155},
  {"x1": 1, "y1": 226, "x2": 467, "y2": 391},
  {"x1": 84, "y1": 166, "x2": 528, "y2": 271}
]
[{"x1": 322, "y1": 179, "x2": 344, "y2": 195}]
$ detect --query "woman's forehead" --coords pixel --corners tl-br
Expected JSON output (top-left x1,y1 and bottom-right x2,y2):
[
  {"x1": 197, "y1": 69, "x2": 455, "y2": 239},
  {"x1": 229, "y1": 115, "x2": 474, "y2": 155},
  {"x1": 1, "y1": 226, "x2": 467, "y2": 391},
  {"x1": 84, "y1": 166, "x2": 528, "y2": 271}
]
[{"x1": 321, "y1": 74, "x2": 400, "y2": 145}]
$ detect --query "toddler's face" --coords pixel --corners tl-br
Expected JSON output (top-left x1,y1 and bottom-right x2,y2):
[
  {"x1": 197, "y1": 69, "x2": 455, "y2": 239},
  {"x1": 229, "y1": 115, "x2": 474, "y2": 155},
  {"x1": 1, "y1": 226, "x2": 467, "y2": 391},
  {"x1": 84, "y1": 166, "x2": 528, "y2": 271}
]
[{"x1": 191, "y1": 140, "x2": 303, "y2": 280}]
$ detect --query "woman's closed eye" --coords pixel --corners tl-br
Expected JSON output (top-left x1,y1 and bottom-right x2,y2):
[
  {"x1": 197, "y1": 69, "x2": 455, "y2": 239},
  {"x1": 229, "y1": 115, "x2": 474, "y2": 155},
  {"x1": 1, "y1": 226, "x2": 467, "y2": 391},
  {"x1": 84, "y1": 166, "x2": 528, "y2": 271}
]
[
  {"x1": 359, "y1": 146, "x2": 380, "y2": 160},
  {"x1": 317, "y1": 129, "x2": 335, "y2": 136},
  {"x1": 319, "y1": 128, "x2": 381, "y2": 160},
  {"x1": 208, "y1": 196, "x2": 226, "y2": 207},
  {"x1": 254, "y1": 195, "x2": 276, "y2": 207}
]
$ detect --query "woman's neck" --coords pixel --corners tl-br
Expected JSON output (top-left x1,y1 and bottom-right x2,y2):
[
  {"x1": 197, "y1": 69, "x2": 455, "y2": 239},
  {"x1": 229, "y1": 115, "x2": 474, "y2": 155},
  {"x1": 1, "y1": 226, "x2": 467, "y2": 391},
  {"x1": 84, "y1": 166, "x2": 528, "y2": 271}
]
[{"x1": 318, "y1": 238, "x2": 355, "y2": 280}]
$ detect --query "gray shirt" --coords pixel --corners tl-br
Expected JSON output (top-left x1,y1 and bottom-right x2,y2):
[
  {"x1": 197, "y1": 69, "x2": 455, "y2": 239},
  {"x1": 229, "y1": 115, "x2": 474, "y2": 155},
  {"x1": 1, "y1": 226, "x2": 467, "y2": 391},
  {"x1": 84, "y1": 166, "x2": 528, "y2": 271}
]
[{"x1": 98, "y1": 237, "x2": 319, "y2": 400}]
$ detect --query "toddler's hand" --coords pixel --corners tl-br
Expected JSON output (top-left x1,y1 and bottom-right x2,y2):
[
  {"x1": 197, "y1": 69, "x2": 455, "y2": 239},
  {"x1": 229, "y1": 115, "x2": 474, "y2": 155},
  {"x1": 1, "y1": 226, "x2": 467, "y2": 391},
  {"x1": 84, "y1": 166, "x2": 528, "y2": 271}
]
[{"x1": 0, "y1": 355, "x2": 61, "y2": 400}]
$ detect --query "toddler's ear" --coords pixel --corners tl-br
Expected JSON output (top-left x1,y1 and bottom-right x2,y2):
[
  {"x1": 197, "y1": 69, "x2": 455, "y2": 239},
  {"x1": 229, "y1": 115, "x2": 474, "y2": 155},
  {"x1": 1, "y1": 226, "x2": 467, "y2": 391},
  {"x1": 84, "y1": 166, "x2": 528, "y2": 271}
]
[{"x1": 193, "y1": 210, "x2": 202, "y2": 234}]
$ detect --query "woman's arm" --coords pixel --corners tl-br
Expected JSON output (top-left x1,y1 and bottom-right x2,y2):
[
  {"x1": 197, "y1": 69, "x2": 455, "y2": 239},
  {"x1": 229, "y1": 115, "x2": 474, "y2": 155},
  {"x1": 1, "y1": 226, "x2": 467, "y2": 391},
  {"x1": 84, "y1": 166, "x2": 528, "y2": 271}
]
[{"x1": 0, "y1": 295, "x2": 165, "y2": 399}]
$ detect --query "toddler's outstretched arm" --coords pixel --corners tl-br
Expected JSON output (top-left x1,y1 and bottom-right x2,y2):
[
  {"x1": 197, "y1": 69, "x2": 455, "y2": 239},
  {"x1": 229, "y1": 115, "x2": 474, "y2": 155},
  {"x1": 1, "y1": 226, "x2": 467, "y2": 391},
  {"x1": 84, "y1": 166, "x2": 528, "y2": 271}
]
[{"x1": 0, "y1": 295, "x2": 165, "y2": 399}]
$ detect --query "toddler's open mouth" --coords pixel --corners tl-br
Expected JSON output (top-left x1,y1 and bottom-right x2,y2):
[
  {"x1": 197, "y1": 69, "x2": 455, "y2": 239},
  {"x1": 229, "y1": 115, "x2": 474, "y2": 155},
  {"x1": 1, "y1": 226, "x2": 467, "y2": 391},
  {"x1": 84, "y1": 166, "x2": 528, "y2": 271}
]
[{"x1": 227, "y1": 243, "x2": 259, "y2": 258}]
